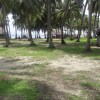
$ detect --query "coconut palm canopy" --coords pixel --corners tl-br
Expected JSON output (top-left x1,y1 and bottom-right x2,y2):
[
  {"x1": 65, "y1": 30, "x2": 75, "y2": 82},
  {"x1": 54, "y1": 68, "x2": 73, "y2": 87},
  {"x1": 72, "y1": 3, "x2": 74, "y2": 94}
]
[{"x1": 0, "y1": 0, "x2": 99, "y2": 49}]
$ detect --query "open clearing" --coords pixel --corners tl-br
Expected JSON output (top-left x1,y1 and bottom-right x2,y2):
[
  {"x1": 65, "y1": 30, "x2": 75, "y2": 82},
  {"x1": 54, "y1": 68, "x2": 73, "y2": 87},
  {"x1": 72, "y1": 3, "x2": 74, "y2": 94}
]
[
  {"x1": 0, "y1": 39, "x2": 100, "y2": 100},
  {"x1": 0, "y1": 55, "x2": 100, "y2": 100}
]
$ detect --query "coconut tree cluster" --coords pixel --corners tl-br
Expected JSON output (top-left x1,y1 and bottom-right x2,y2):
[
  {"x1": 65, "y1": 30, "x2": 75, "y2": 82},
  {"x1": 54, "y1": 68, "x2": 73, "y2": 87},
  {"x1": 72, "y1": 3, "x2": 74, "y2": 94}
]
[
  {"x1": 0, "y1": 0, "x2": 100, "y2": 51},
  {"x1": 85, "y1": 0, "x2": 100, "y2": 51}
]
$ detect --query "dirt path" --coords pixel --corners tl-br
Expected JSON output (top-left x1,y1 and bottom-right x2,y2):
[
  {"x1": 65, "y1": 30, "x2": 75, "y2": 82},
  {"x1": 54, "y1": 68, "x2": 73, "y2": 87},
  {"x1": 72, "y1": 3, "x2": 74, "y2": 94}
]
[
  {"x1": 50, "y1": 55, "x2": 99, "y2": 71},
  {"x1": 0, "y1": 55, "x2": 100, "y2": 99},
  {"x1": 0, "y1": 55, "x2": 99, "y2": 72}
]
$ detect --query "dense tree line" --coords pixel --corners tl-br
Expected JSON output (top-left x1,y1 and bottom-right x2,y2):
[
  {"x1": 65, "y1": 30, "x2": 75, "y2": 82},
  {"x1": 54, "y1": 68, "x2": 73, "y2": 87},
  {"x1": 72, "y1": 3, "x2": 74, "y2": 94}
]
[{"x1": 0, "y1": 0, "x2": 100, "y2": 51}]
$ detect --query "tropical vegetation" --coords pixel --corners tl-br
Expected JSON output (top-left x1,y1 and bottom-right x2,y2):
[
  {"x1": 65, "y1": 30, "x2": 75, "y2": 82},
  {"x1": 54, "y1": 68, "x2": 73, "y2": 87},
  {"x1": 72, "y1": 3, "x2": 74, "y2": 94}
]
[
  {"x1": 0, "y1": 0, "x2": 99, "y2": 50},
  {"x1": 0, "y1": 0, "x2": 100, "y2": 99}
]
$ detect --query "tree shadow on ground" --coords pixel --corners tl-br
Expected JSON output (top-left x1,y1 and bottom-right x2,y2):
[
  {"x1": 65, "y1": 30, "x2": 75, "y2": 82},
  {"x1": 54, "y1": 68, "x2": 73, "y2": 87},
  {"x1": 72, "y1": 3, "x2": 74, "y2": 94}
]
[
  {"x1": 29, "y1": 39, "x2": 100, "y2": 59},
  {"x1": 0, "y1": 75, "x2": 74, "y2": 100},
  {"x1": 81, "y1": 85, "x2": 100, "y2": 100},
  {"x1": 63, "y1": 70, "x2": 100, "y2": 100},
  {"x1": 56, "y1": 43, "x2": 100, "y2": 59},
  {"x1": 0, "y1": 39, "x2": 100, "y2": 59}
]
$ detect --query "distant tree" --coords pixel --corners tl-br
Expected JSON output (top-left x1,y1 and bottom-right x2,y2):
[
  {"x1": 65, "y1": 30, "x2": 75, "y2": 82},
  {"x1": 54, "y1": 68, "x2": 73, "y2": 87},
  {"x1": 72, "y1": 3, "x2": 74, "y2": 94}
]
[
  {"x1": 85, "y1": 0, "x2": 93, "y2": 51},
  {"x1": 0, "y1": 0, "x2": 12, "y2": 47}
]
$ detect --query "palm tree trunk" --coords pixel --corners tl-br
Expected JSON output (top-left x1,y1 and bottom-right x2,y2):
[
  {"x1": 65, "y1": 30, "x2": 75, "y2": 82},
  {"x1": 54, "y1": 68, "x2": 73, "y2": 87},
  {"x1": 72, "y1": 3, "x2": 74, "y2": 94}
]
[
  {"x1": 61, "y1": 22, "x2": 66, "y2": 44},
  {"x1": 14, "y1": 15, "x2": 18, "y2": 39},
  {"x1": 8, "y1": 22, "x2": 11, "y2": 39},
  {"x1": 85, "y1": 0, "x2": 93, "y2": 51},
  {"x1": 97, "y1": 13, "x2": 100, "y2": 30},
  {"x1": 47, "y1": 0, "x2": 54, "y2": 48},
  {"x1": 45, "y1": 0, "x2": 49, "y2": 42},
  {"x1": 44, "y1": 31, "x2": 46, "y2": 38},
  {"x1": 93, "y1": 11, "x2": 97, "y2": 38},
  {"x1": 28, "y1": 16, "x2": 36, "y2": 46},
  {"x1": 69, "y1": 0, "x2": 73, "y2": 41},
  {"x1": 69, "y1": 20, "x2": 73, "y2": 40},
  {"x1": 15, "y1": 26, "x2": 17, "y2": 39},
  {"x1": 21, "y1": 25, "x2": 23, "y2": 39},
  {"x1": 6, "y1": 16, "x2": 11, "y2": 39},
  {"x1": 2, "y1": 3, "x2": 9, "y2": 47},
  {"x1": 46, "y1": 33, "x2": 49, "y2": 42},
  {"x1": 35, "y1": 31, "x2": 37, "y2": 38},
  {"x1": 76, "y1": 0, "x2": 88, "y2": 42},
  {"x1": 60, "y1": 0, "x2": 70, "y2": 44}
]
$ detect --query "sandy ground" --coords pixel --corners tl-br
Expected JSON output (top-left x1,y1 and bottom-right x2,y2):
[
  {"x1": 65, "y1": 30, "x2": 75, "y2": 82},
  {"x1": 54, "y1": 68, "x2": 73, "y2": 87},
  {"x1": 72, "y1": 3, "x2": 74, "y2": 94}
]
[{"x1": 0, "y1": 55, "x2": 100, "y2": 99}]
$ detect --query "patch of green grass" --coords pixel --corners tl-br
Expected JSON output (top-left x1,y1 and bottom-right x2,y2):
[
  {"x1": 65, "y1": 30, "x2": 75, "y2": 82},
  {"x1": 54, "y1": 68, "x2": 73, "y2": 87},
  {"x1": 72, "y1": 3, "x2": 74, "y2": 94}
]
[
  {"x1": 59, "y1": 38, "x2": 100, "y2": 59},
  {"x1": 75, "y1": 71, "x2": 90, "y2": 80},
  {"x1": 0, "y1": 73, "x2": 53, "y2": 100},
  {"x1": 0, "y1": 38, "x2": 100, "y2": 59},
  {"x1": 77, "y1": 74, "x2": 87, "y2": 80},
  {"x1": 32, "y1": 63, "x2": 46, "y2": 76},
  {"x1": 0, "y1": 72, "x2": 8, "y2": 81},
  {"x1": 81, "y1": 81, "x2": 100, "y2": 89},
  {"x1": 0, "y1": 72, "x2": 6, "y2": 77},
  {"x1": 0, "y1": 43, "x2": 64, "y2": 59},
  {"x1": 80, "y1": 81, "x2": 100, "y2": 99},
  {"x1": 0, "y1": 80, "x2": 43, "y2": 100},
  {"x1": 65, "y1": 92, "x2": 88, "y2": 100},
  {"x1": 68, "y1": 95, "x2": 84, "y2": 100}
]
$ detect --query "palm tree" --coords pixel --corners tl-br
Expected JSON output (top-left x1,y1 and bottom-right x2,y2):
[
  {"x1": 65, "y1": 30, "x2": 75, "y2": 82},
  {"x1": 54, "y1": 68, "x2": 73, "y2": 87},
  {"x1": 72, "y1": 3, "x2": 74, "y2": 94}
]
[
  {"x1": 47, "y1": 0, "x2": 55, "y2": 48},
  {"x1": 54, "y1": 0, "x2": 81, "y2": 44},
  {"x1": 13, "y1": 14, "x2": 18, "y2": 39},
  {"x1": 61, "y1": 0, "x2": 70, "y2": 44},
  {"x1": 93, "y1": 0, "x2": 100, "y2": 31},
  {"x1": 76, "y1": 0, "x2": 88, "y2": 42},
  {"x1": 12, "y1": 0, "x2": 41, "y2": 46},
  {"x1": 0, "y1": 0, "x2": 12, "y2": 47},
  {"x1": 85, "y1": 0, "x2": 93, "y2": 51}
]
